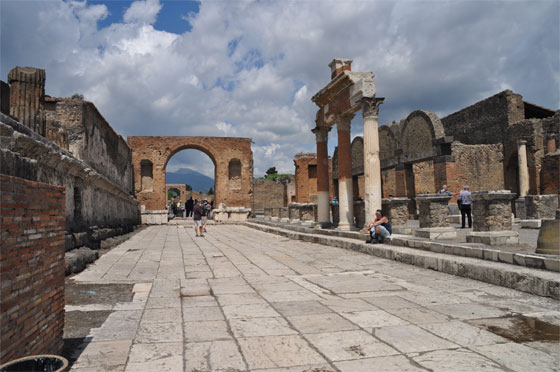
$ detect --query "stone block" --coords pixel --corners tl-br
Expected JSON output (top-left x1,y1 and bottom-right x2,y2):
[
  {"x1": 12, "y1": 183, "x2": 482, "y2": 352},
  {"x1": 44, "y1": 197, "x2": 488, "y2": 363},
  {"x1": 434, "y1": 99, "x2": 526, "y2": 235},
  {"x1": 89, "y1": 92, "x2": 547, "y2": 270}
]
[
  {"x1": 141, "y1": 210, "x2": 168, "y2": 225},
  {"x1": 520, "y1": 219, "x2": 541, "y2": 229},
  {"x1": 466, "y1": 231, "x2": 519, "y2": 245},
  {"x1": 525, "y1": 194, "x2": 559, "y2": 219},
  {"x1": 471, "y1": 191, "x2": 516, "y2": 232},
  {"x1": 415, "y1": 227, "x2": 457, "y2": 240},
  {"x1": 382, "y1": 197, "x2": 410, "y2": 226}
]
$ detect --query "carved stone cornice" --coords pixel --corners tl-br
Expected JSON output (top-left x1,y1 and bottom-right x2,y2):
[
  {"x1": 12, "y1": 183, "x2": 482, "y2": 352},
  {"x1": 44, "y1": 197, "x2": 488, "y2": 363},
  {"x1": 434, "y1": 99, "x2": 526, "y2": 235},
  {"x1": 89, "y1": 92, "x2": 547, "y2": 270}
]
[{"x1": 361, "y1": 97, "x2": 385, "y2": 118}]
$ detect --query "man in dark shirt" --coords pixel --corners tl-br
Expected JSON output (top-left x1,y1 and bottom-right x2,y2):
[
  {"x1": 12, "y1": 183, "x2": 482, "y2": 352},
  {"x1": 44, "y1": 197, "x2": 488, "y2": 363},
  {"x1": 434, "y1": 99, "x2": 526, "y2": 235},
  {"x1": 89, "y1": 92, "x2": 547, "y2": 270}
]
[
  {"x1": 186, "y1": 197, "x2": 194, "y2": 217},
  {"x1": 193, "y1": 200, "x2": 204, "y2": 237}
]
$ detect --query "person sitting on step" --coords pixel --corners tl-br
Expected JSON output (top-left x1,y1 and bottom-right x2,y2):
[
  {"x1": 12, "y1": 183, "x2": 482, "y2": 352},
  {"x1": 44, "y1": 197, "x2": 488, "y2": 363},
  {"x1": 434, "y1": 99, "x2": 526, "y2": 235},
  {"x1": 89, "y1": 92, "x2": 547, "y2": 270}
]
[{"x1": 365, "y1": 209, "x2": 392, "y2": 244}]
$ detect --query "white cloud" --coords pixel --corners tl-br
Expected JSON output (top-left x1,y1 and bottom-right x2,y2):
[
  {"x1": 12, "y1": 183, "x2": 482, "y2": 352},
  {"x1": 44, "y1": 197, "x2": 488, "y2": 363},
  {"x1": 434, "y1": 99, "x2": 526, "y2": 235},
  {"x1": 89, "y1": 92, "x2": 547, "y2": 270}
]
[
  {"x1": 123, "y1": 0, "x2": 162, "y2": 25},
  {"x1": 1, "y1": 0, "x2": 558, "y2": 179}
]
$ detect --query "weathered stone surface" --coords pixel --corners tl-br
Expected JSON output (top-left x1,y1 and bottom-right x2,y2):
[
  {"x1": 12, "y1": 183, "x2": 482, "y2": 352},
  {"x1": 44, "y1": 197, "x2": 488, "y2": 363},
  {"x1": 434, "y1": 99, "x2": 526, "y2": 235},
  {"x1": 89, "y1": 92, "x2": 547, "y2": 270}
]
[
  {"x1": 536, "y1": 219, "x2": 560, "y2": 255},
  {"x1": 382, "y1": 197, "x2": 409, "y2": 225},
  {"x1": 65, "y1": 247, "x2": 99, "y2": 275},
  {"x1": 471, "y1": 190, "x2": 516, "y2": 231},
  {"x1": 417, "y1": 194, "x2": 452, "y2": 228}
]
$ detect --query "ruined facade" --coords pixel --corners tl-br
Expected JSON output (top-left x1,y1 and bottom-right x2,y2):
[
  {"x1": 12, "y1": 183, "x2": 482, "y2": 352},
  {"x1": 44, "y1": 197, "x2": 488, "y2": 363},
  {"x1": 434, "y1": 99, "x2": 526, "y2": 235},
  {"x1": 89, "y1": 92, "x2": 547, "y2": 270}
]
[
  {"x1": 330, "y1": 90, "x2": 559, "y2": 220},
  {"x1": 128, "y1": 136, "x2": 253, "y2": 215},
  {"x1": 294, "y1": 153, "x2": 334, "y2": 203},
  {"x1": 0, "y1": 66, "x2": 140, "y2": 361},
  {"x1": 252, "y1": 178, "x2": 285, "y2": 212}
]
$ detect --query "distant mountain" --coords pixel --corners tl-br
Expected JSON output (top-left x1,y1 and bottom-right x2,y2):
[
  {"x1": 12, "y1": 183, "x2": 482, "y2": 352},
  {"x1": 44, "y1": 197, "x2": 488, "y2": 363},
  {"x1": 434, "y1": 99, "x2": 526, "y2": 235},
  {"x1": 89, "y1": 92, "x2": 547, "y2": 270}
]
[{"x1": 166, "y1": 168, "x2": 214, "y2": 192}]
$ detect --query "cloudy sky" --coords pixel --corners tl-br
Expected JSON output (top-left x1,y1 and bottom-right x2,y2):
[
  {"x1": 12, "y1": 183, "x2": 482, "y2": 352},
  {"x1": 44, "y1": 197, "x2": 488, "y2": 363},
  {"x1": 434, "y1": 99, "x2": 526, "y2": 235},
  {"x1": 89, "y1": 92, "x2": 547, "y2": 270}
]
[{"x1": 1, "y1": 0, "x2": 558, "y2": 178}]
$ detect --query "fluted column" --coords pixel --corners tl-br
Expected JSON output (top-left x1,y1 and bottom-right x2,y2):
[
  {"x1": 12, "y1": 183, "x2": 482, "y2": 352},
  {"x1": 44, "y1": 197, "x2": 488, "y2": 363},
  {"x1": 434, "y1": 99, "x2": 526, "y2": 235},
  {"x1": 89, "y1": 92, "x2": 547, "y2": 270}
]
[
  {"x1": 336, "y1": 114, "x2": 354, "y2": 230},
  {"x1": 312, "y1": 126, "x2": 331, "y2": 227},
  {"x1": 8, "y1": 66, "x2": 46, "y2": 135},
  {"x1": 361, "y1": 97, "x2": 384, "y2": 225},
  {"x1": 517, "y1": 140, "x2": 529, "y2": 197}
]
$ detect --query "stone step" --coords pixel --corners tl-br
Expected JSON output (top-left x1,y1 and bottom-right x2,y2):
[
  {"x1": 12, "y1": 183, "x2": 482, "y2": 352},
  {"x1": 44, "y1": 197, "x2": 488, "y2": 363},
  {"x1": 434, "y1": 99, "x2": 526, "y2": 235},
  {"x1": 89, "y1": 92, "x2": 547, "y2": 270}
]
[{"x1": 244, "y1": 221, "x2": 560, "y2": 300}]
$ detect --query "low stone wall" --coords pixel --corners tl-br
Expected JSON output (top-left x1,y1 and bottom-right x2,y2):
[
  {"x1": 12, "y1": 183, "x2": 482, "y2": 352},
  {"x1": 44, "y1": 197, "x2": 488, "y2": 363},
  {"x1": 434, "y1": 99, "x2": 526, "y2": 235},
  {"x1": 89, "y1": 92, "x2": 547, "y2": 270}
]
[
  {"x1": 416, "y1": 194, "x2": 451, "y2": 228},
  {"x1": 0, "y1": 175, "x2": 65, "y2": 364},
  {"x1": 141, "y1": 210, "x2": 168, "y2": 225}
]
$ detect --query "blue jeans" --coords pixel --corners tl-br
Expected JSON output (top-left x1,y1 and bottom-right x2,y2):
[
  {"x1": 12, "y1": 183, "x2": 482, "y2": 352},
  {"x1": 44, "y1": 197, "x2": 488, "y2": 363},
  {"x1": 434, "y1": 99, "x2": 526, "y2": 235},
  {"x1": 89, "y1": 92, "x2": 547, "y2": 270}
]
[{"x1": 370, "y1": 225, "x2": 390, "y2": 241}]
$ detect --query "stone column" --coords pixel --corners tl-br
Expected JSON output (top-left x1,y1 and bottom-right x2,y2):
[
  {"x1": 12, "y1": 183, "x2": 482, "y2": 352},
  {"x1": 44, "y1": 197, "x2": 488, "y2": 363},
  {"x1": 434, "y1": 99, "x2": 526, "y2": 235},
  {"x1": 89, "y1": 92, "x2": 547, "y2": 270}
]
[
  {"x1": 312, "y1": 126, "x2": 331, "y2": 227},
  {"x1": 8, "y1": 66, "x2": 46, "y2": 135},
  {"x1": 517, "y1": 140, "x2": 530, "y2": 197},
  {"x1": 336, "y1": 114, "x2": 354, "y2": 230},
  {"x1": 467, "y1": 190, "x2": 518, "y2": 245},
  {"x1": 361, "y1": 97, "x2": 384, "y2": 226}
]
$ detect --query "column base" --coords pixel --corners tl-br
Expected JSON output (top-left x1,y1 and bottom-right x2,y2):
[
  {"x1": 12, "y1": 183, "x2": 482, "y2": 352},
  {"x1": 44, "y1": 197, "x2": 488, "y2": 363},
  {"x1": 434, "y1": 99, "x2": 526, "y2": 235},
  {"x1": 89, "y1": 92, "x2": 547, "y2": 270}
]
[
  {"x1": 466, "y1": 231, "x2": 519, "y2": 245},
  {"x1": 415, "y1": 227, "x2": 457, "y2": 240}
]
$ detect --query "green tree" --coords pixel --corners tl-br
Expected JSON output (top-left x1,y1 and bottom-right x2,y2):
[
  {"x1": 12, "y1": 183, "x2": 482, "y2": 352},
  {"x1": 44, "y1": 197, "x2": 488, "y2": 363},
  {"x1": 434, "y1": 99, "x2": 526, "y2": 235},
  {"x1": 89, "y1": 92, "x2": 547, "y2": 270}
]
[
  {"x1": 208, "y1": 187, "x2": 214, "y2": 195},
  {"x1": 265, "y1": 167, "x2": 277, "y2": 177},
  {"x1": 185, "y1": 184, "x2": 192, "y2": 191},
  {"x1": 168, "y1": 190, "x2": 174, "y2": 200}
]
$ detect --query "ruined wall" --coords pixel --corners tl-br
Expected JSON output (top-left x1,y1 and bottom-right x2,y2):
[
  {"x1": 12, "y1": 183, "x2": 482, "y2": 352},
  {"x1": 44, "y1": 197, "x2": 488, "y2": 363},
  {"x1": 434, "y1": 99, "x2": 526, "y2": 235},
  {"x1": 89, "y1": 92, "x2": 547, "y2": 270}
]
[
  {"x1": 294, "y1": 153, "x2": 334, "y2": 203},
  {"x1": 441, "y1": 90, "x2": 524, "y2": 145},
  {"x1": 452, "y1": 142, "x2": 504, "y2": 191},
  {"x1": 1, "y1": 113, "x2": 139, "y2": 243},
  {"x1": 0, "y1": 175, "x2": 65, "y2": 364},
  {"x1": 252, "y1": 178, "x2": 285, "y2": 211},
  {"x1": 128, "y1": 136, "x2": 252, "y2": 210},
  {"x1": 412, "y1": 160, "x2": 435, "y2": 194},
  {"x1": 382, "y1": 168, "x2": 397, "y2": 197},
  {"x1": 44, "y1": 98, "x2": 133, "y2": 193}
]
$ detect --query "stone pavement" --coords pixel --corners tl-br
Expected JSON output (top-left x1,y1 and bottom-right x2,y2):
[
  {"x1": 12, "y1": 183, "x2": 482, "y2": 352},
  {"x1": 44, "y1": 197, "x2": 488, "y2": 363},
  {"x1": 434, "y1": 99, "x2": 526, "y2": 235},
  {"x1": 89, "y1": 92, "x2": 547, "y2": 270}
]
[{"x1": 68, "y1": 224, "x2": 560, "y2": 372}]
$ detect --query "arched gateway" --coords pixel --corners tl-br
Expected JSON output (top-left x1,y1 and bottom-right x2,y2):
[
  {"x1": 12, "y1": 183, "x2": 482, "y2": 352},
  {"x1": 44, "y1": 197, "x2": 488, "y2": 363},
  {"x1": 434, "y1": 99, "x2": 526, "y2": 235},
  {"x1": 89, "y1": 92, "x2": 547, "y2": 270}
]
[{"x1": 128, "y1": 136, "x2": 253, "y2": 214}]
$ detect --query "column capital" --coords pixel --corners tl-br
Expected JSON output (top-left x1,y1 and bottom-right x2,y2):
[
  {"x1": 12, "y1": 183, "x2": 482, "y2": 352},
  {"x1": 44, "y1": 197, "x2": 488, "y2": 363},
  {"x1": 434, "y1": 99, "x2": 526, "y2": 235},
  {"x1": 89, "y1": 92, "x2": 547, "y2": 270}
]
[
  {"x1": 336, "y1": 113, "x2": 354, "y2": 132},
  {"x1": 517, "y1": 139, "x2": 527, "y2": 146},
  {"x1": 312, "y1": 126, "x2": 330, "y2": 143},
  {"x1": 361, "y1": 97, "x2": 385, "y2": 118}
]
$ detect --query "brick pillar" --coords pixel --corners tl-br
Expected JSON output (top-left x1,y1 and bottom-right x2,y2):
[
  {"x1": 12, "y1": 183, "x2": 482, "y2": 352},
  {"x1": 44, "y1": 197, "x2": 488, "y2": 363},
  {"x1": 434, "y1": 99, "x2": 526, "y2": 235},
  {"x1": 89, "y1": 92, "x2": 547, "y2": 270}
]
[
  {"x1": 336, "y1": 114, "x2": 354, "y2": 230},
  {"x1": 517, "y1": 140, "x2": 529, "y2": 197},
  {"x1": 361, "y1": 97, "x2": 384, "y2": 226},
  {"x1": 7, "y1": 66, "x2": 46, "y2": 135},
  {"x1": 433, "y1": 156, "x2": 459, "y2": 202},
  {"x1": 313, "y1": 126, "x2": 331, "y2": 227}
]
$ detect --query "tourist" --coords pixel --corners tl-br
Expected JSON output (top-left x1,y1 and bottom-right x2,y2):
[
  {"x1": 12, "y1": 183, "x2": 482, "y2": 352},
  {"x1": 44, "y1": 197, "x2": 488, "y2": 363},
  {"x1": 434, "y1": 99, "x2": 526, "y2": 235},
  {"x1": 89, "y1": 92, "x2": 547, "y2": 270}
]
[
  {"x1": 365, "y1": 209, "x2": 392, "y2": 244},
  {"x1": 193, "y1": 200, "x2": 204, "y2": 237},
  {"x1": 332, "y1": 196, "x2": 338, "y2": 204},
  {"x1": 186, "y1": 197, "x2": 194, "y2": 217},
  {"x1": 459, "y1": 185, "x2": 472, "y2": 228},
  {"x1": 201, "y1": 200, "x2": 209, "y2": 233},
  {"x1": 438, "y1": 184, "x2": 453, "y2": 196}
]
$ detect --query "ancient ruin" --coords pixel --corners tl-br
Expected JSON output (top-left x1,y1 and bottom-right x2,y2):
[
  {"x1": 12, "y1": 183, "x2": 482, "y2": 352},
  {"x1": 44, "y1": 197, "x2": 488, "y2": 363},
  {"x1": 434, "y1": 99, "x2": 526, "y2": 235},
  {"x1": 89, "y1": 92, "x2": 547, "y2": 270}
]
[{"x1": 128, "y1": 136, "x2": 253, "y2": 223}]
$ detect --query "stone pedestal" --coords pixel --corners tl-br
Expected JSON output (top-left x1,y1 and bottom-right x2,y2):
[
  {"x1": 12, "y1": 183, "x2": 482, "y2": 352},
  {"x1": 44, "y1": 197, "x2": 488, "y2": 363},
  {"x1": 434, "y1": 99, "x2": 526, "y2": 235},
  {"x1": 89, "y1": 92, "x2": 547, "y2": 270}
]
[
  {"x1": 415, "y1": 194, "x2": 455, "y2": 240},
  {"x1": 467, "y1": 190, "x2": 518, "y2": 245},
  {"x1": 279, "y1": 207, "x2": 289, "y2": 222},
  {"x1": 288, "y1": 203, "x2": 317, "y2": 225},
  {"x1": 514, "y1": 198, "x2": 527, "y2": 219},
  {"x1": 271, "y1": 207, "x2": 280, "y2": 221},
  {"x1": 264, "y1": 207, "x2": 273, "y2": 220},
  {"x1": 536, "y1": 213, "x2": 560, "y2": 255},
  {"x1": 381, "y1": 197, "x2": 410, "y2": 226},
  {"x1": 141, "y1": 210, "x2": 168, "y2": 225},
  {"x1": 213, "y1": 208, "x2": 251, "y2": 223},
  {"x1": 354, "y1": 200, "x2": 365, "y2": 229},
  {"x1": 525, "y1": 195, "x2": 559, "y2": 219},
  {"x1": 288, "y1": 204, "x2": 300, "y2": 223}
]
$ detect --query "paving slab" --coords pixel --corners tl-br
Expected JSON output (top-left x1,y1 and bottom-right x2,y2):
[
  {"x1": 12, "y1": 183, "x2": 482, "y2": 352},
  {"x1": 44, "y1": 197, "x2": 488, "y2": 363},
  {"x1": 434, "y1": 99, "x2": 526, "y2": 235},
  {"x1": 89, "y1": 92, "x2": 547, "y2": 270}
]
[{"x1": 67, "y1": 225, "x2": 560, "y2": 371}]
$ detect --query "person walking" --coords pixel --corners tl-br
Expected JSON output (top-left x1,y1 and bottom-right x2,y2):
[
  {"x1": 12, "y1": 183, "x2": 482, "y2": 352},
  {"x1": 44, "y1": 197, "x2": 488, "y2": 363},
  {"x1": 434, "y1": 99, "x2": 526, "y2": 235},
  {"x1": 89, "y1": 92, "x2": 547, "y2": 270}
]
[
  {"x1": 365, "y1": 209, "x2": 392, "y2": 244},
  {"x1": 186, "y1": 197, "x2": 194, "y2": 217},
  {"x1": 201, "y1": 200, "x2": 209, "y2": 233},
  {"x1": 193, "y1": 200, "x2": 204, "y2": 237},
  {"x1": 459, "y1": 185, "x2": 472, "y2": 228}
]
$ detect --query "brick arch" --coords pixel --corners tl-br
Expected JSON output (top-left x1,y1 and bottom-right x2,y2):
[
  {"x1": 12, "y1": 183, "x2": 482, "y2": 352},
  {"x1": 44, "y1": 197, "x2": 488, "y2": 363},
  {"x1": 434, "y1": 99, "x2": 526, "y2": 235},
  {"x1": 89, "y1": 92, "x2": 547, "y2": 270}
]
[
  {"x1": 379, "y1": 125, "x2": 398, "y2": 161},
  {"x1": 128, "y1": 136, "x2": 252, "y2": 210},
  {"x1": 401, "y1": 110, "x2": 445, "y2": 156}
]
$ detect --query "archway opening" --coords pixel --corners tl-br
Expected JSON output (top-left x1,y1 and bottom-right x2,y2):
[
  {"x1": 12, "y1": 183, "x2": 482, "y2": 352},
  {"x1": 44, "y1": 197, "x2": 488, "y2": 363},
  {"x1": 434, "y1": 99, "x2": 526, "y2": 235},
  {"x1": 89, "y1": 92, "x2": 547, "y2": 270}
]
[{"x1": 165, "y1": 148, "x2": 216, "y2": 215}]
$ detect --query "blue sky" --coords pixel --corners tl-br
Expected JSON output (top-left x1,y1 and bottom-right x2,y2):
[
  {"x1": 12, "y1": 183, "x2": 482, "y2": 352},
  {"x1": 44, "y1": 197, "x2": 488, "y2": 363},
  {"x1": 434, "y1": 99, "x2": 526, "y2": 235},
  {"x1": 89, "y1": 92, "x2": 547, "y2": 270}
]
[{"x1": 1, "y1": 0, "x2": 558, "y2": 178}]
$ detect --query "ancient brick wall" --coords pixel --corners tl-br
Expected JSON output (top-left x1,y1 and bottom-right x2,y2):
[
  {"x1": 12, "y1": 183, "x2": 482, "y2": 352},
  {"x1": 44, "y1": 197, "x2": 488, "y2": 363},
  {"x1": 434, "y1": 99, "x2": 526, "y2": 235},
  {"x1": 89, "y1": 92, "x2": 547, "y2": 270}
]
[
  {"x1": 441, "y1": 90, "x2": 524, "y2": 145},
  {"x1": 1, "y1": 113, "x2": 139, "y2": 245},
  {"x1": 44, "y1": 98, "x2": 133, "y2": 193},
  {"x1": 452, "y1": 142, "x2": 504, "y2": 191},
  {"x1": 252, "y1": 178, "x2": 285, "y2": 211},
  {"x1": 294, "y1": 153, "x2": 334, "y2": 203},
  {"x1": 0, "y1": 175, "x2": 65, "y2": 364},
  {"x1": 128, "y1": 136, "x2": 252, "y2": 210},
  {"x1": 413, "y1": 160, "x2": 436, "y2": 194},
  {"x1": 382, "y1": 168, "x2": 397, "y2": 197}
]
